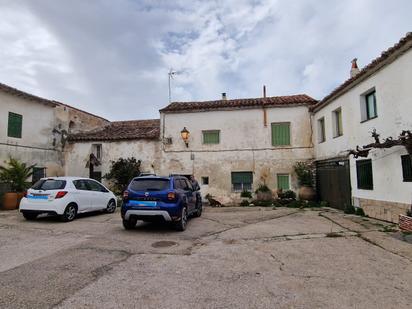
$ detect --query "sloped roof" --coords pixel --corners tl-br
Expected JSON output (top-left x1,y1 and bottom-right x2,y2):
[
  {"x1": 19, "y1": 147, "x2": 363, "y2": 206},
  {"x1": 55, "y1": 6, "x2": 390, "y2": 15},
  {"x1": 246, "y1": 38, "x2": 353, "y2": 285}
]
[
  {"x1": 160, "y1": 94, "x2": 317, "y2": 113},
  {"x1": 311, "y1": 32, "x2": 412, "y2": 112},
  {"x1": 68, "y1": 119, "x2": 160, "y2": 142},
  {"x1": 0, "y1": 82, "x2": 58, "y2": 107}
]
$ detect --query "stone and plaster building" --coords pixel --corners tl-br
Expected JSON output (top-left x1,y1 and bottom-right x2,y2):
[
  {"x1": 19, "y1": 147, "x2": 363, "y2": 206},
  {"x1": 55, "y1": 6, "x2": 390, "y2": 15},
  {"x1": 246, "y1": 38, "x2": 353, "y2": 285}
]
[
  {"x1": 0, "y1": 82, "x2": 108, "y2": 181},
  {"x1": 1, "y1": 33, "x2": 411, "y2": 222},
  {"x1": 311, "y1": 32, "x2": 412, "y2": 222}
]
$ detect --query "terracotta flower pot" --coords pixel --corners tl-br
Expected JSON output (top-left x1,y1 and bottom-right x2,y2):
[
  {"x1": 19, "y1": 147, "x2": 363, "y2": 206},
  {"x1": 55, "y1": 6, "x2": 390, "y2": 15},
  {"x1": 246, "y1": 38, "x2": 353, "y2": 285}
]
[
  {"x1": 298, "y1": 186, "x2": 316, "y2": 201},
  {"x1": 2, "y1": 192, "x2": 19, "y2": 210},
  {"x1": 256, "y1": 191, "x2": 273, "y2": 201}
]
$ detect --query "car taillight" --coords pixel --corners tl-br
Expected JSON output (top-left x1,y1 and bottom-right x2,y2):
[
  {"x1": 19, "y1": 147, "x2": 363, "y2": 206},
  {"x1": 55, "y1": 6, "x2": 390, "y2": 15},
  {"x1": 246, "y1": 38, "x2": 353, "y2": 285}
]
[
  {"x1": 167, "y1": 191, "x2": 176, "y2": 201},
  {"x1": 123, "y1": 191, "x2": 129, "y2": 199},
  {"x1": 55, "y1": 191, "x2": 68, "y2": 199}
]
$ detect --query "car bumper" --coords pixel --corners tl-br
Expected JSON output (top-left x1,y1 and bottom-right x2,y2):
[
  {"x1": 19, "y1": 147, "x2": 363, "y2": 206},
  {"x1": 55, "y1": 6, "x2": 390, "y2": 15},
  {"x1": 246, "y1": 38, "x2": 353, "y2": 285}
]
[
  {"x1": 19, "y1": 198, "x2": 66, "y2": 215},
  {"x1": 124, "y1": 209, "x2": 172, "y2": 221}
]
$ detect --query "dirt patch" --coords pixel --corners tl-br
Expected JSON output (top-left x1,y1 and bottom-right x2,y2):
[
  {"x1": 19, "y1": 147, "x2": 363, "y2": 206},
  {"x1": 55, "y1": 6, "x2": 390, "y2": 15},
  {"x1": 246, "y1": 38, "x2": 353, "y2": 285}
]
[{"x1": 151, "y1": 241, "x2": 178, "y2": 248}]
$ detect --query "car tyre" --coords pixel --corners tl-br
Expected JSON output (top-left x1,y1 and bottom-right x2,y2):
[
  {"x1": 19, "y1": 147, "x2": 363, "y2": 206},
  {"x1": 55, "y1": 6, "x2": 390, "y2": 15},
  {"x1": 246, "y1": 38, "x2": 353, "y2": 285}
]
[
  {"x1": 61, "y1": 204, "x2": 77, "y2": 222},
  {"x1": 193, "y1": 200, "x2": 202, "y2": 218},
  {"x1": 174, "y1": 206, "x2": 188, "y2": 231},
  {"x1": 123, "y1": 218, "x2": 137, "y2": 230},
  {"x1": 22, "y1": 212, "x2": 38, "y2": 221},
  {"x1": 106, "y1": 199, "x2": 116, "y2": 213}
]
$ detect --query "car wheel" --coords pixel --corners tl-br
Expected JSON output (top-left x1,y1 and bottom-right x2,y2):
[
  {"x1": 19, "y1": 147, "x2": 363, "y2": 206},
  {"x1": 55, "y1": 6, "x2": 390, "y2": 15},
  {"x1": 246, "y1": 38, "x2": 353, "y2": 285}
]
[
  {"x1": 22, "y1": 212, "x2": 38, "y2": 221},
  {"x1": 123, "y1": 218, "x2": 137, "y2": 230},
  {"x1": 61, "y1": 204, "x2": 77, "y2": 222},
  {"x1": 193, "y1": 200, "x2": 202, "y2": 218},
  {"x1": 106, "y1": 199, "x2": 116, "y2": 213},
  {"x1": 174, "y1": 206, "x2": 187, "y2": 231}
]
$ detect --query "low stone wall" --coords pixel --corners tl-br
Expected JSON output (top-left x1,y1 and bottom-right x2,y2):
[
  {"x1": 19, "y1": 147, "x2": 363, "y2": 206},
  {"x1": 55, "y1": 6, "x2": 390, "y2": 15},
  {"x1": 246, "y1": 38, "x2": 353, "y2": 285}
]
[{"x1": 359, "y1": 198, "x2": 410, "y2": 223}]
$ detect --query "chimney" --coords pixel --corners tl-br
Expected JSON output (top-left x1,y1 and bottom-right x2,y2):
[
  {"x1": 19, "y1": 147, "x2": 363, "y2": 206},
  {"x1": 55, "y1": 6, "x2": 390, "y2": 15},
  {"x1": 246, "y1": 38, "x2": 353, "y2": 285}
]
[
  {"x1": 221, "y1": 92, "x2": 227, "y2": 100},
  {"x1": 350, "y1": 58, "x2": 360, "y2": 78},
  {"x1": 263, "y1": 85, "x2": 266, "y2": 98}
]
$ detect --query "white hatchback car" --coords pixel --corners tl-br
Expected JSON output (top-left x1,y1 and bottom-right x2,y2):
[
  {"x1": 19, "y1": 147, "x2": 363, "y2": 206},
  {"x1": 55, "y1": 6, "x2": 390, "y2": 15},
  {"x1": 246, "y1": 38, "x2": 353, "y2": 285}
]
[{"x1": 19, "y1": 177, "x2": 117, "y2": 222}]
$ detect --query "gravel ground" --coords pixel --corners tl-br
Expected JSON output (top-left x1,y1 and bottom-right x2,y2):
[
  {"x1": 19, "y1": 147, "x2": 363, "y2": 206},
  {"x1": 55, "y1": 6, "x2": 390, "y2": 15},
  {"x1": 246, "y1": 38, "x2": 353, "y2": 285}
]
[{"x1": 0, "y1": 206, "x2": 411, "y2": 309}]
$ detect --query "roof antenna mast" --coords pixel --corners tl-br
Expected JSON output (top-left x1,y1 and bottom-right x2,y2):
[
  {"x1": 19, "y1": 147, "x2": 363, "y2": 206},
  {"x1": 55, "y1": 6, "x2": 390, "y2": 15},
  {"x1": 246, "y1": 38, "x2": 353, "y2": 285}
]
[{"x1": 168, "y1": 68, "x2": 177, "y2": 103}]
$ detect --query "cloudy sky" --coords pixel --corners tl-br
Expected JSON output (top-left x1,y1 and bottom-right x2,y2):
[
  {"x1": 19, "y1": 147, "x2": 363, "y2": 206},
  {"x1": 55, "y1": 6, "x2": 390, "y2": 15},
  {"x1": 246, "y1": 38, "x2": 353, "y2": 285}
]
[{"x1": 0, "y1": 0, "x2": 411, "y2": 120}]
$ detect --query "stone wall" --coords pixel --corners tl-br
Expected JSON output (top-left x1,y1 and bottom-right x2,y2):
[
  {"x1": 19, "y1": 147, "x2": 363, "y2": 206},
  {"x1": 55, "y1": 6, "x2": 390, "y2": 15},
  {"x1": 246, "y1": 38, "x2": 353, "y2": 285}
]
[{"x1": 358, "y1": 198, "x2": 410, "y2": 223}]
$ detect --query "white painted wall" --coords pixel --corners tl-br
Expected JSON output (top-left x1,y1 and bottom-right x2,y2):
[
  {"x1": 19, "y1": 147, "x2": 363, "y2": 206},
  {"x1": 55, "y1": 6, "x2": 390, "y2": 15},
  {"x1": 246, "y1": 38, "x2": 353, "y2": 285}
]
[
  {"x1": 160, "y1": 105, "x2": 314, "y2": 201},
  {"x1": 0, "y1": 92, "x2": 63, "y2": 175},
  {"x1": 313, "y1": 48, "x2": 412, "y2": 205}
]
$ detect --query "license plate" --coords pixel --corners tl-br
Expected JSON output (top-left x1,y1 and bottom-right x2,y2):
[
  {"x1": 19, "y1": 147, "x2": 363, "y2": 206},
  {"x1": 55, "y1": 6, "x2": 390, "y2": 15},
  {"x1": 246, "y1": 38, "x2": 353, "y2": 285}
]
[
  {"x1": 129, "y1": 200, "x2": 157, "y2": 207},
  {"x1": 27, "y1": 194, "x2": 48, "y2": 200}
]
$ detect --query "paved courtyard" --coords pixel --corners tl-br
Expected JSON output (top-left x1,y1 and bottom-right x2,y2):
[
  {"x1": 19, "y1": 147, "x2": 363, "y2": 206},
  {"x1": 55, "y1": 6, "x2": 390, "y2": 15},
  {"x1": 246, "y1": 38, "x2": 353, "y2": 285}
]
[{"x1": 0, "y1": 206, "x2": 411, "y2": 308}]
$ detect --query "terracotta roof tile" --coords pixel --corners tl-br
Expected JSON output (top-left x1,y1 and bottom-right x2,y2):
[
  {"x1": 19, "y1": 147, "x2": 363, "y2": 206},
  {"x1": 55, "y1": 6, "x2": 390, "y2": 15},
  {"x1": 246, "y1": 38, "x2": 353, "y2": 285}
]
[
  {"x1": 160, "y1": 94, "x2": 317, "y2": 113},
  {"x1": 68, "y1": 119, "x2": 160, "y2": 142},
  {"x1": 311, "y1": 32, "x2": 412, "y2": 112}
]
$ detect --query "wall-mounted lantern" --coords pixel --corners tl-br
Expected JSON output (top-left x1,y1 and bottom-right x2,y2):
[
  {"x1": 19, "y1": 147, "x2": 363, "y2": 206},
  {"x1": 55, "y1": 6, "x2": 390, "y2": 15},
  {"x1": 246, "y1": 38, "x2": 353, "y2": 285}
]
[{"x1": 180, "y1": 127, "x2": 190, "y2": 148}]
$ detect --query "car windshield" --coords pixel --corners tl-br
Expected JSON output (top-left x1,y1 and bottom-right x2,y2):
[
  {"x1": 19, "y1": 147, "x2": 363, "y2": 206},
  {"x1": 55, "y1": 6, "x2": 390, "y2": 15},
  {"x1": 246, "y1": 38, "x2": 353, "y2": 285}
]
[
  {"x1": 130, "y1": 179, "x2": 170, "y2": 191},
  {"x1": 31, "y1": 179, "x2": 66, "y2": 191}
]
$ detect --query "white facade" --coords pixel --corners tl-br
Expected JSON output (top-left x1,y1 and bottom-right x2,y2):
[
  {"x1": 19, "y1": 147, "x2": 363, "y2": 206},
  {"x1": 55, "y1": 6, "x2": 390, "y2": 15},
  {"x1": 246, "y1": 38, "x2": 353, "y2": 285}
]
[
  {"x1": 160, "y1": 105, "x2": 313, "y2": 201},
  {"x1": 312, "y1": 46, "x2": 412, "y2": 222},
  {"x1": 0, "y1": 91, "x2": 63, "y2": 176}
]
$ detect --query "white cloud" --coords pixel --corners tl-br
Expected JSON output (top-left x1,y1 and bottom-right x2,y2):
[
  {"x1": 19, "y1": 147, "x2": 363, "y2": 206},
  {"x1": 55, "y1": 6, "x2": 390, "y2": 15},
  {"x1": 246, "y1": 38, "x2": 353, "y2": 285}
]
[{"x1": 0, "y1": 0, "x2": 411, "y2": 120}]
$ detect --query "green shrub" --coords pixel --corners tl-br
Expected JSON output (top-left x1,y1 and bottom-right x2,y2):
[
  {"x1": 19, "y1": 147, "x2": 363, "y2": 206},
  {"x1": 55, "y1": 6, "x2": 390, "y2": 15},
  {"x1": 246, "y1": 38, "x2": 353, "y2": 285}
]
[
  {"x1": 240, "y1": 190, "x2": 252, "y2": 198},
  {"x1": 255, "y1": 184, "x2": 270, "y2": 193},
  {"x1": 293, "y1": 161, "x2": 313, "y2": 187},
  {"x1": 286, "y1": 200, "x2": 304, "y2": 208},
  {"x1": 319, "y1": 201, "x2": 329, "y2": 208},
  {"x1": 272, "y1": 201, "x2": 282, "y2": 208},
  {"x1": 344, "y1": 205, "x2": 356, "y2": 214},
  {"x1": 0, "y1": 157, "x2": 35, "y2": 192},
  {"x1": 104, "y1": 157, "x2": 141, "y2": 194},
  {"x1": 240, "y1": 199, "x2": 250, "y2": 207},
  {"x1": 355, "y1": 207, "x2": 366, "y2": 216},
  {"x1": 278, "y1": 190, "x2": 296, "y2": 199},
  {"x1": 305, "y1": 201, "x2": 320, "y2": 208},
  {"x1": 252, "y1": 199, "x2": 273, "y2": 207}
]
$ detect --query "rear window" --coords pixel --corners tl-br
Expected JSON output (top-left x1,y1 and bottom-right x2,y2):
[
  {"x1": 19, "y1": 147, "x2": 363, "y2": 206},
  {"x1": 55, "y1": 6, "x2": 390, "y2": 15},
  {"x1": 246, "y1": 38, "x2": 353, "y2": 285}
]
[
  {"x1": 130, "y1": 179, "x2": 170, "y2": 191},
  {"x1": 31, "y1": 179, "x2": 66, "y2": 191}
]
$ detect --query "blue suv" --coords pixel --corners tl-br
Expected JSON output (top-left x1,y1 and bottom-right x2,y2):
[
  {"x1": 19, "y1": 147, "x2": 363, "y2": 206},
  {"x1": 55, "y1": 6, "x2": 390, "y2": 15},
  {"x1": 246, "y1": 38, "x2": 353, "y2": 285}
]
[{"x1": 121, "y1": 175, "x2": 202, "y2": 231}]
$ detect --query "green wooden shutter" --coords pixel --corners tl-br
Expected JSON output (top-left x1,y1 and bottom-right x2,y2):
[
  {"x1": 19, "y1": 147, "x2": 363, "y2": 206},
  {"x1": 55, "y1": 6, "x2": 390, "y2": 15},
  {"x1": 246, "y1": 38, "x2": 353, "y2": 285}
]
[
  {"x1": 271, "y1": 123, "x2": 290, "y2": 146},
  {"x1": 203, "y1": 131, "x2": 220, "y2": 144},
  {"x1": 277, "y1": 174, "x2": 290, "y2": 190},
  {"x1": 356, "y1": 159, "x2": 373, "y2": 190},
  {"x1": 401, "y1": 155, "x2": 412, "y2": 182},
  {"x1": 7, "y1": 112, "x2": 23, "y2": 138}
]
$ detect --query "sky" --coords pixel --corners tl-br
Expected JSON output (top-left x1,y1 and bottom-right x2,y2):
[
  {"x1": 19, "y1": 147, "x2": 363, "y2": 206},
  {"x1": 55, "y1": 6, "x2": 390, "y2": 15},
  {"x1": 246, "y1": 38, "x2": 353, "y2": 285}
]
[{"x1": 0, "y1": 0, "x2": 411, "y2": 121}]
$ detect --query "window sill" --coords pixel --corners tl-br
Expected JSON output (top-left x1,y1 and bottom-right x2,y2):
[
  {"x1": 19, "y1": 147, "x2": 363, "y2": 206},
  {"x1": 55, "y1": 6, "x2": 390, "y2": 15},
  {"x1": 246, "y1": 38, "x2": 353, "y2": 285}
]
[
  {"x1": 360, "y1": 116, "x2": 378, "y2": 123},
  {"x1": 357, "y1": 188, "x2": 374, "y2": 191},
  {"x1": 318, "y1": 140, "x2": 326, "y2": 144},
  {"x1": 333, "y1": 134, "x2": 343, "y2": 139}
]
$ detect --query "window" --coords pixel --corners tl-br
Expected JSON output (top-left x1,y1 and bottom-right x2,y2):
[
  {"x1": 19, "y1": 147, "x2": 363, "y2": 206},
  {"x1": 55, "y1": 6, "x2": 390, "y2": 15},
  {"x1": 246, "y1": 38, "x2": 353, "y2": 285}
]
[
  {"x1": 231, "y1": 172, "x2": 253, "y2": 192},
  {"x1": 32, "y1": 167, "x2": 46, "y2": 184},
  {"x1": 201, "y1": 177, "x2": 209, "y2": 185},
  {"x1": 7, "y1": 112, "x2": 23, "y2": 138},
  {"x1": 271, "y1": 123, "x2": 290, "y2": 146},
  {"x1": 361, "y1": 90, "x2": 377, "y2": 121},
  {"x1": 356, "y1": 159, "x2": 373, "y2": 190},
  {"x1": 277, "y1": 174, "x2": 290, "y2": 190},
  {"x1": 86, "y1": 180, "x2": 108, "y2": 192},
  {"x1": 131, "y1": 179, "x2": 170, "y2": 191},
  {"x1": 32, "y1": 179, "x2": 66, "y2": 190},
  {"x1": 401, "y1": 155, "x2": 412, "y2": 182},
  {"x1": 202, "y1": 130, "x2": 220, "y2": 144},
  {"x1": 318, "y1": 117, "x2": 326, "y2": 143},
  {"x1": 332, "y1": 108, "x2": 343, "y2": 137},
  {"x1": 73, "y1": 180, "x2": 89, "y2": 191},
  {"x1": 93, "y1": 144, "x2": 102, "y2": 159}
]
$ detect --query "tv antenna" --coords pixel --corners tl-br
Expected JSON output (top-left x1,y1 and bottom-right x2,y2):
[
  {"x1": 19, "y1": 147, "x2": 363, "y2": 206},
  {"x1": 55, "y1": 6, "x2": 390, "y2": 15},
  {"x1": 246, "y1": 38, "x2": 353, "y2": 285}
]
[{"x1": 168, "y1": 68, "x2": 177, "y2": 103}]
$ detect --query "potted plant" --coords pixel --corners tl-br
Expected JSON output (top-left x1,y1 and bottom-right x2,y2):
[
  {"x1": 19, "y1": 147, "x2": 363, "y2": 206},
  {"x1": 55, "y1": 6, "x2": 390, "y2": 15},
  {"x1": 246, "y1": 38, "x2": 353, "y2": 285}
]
[
  {"x1": 399, "y1": 208, "x2": 412, "y2": 232},
  {"x1": 293, "y1": 161, "x2": 316, "y2": 201},
  {"x1": 255, "y1": 184, "x2": 272, "y2": 201},
  {"x1": 0, "y1": 158, "x2": 35, "y2": 210}
]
